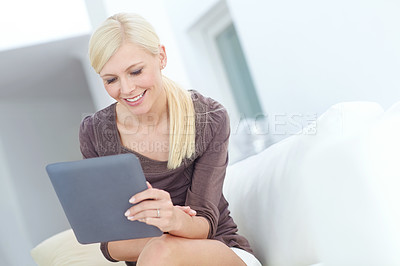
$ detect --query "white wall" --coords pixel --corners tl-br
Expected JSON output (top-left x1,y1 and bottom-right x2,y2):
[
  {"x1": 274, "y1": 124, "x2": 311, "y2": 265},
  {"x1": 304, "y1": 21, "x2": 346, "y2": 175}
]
[
  {"x1": 78, "y1": 51, "x2": 116, "y2": 111},
  {"x1": 0, "y1": 138, "x2": 32, "y2": 265},
  {"x1": 164, "y1": 0, "x2": 236, "y2": 112},
  {"x1": 0, "y1": 0, "x2": 90, "y2": 51},
  {"x1": 164, "y1": 0, "x2": 400, "y2": 141},
  {"x1": 0, "y1": 98, "x2": 95, "y2": 265},
  {"x1": 228, "y1": 0, "x2": 400, "y2": 112},
  {"x1": 0, "y1": 35, "x2": 96, "y2": 264}
]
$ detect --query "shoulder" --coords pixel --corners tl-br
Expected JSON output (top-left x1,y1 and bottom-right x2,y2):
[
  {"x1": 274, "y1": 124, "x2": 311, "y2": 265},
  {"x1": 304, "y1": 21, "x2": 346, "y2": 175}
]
[
  {"x1": 79, "y1": 103, "x2": 119, "y2": 156},
  {"x1": 189, "y1": 90, "x2": 230, "y2": 156},
  {"x1": 80, "y1": 103, "x2": 116, "y2": 130},
  {"x1": 190, "y1": 90, "x2": 229, "y2": 126}
]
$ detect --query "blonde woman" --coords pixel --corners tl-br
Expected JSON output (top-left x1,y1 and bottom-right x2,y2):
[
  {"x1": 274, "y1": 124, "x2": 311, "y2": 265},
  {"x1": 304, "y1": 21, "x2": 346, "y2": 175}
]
[{"x1": 80, "y1": 13, "x2": 261, "y2": 266}]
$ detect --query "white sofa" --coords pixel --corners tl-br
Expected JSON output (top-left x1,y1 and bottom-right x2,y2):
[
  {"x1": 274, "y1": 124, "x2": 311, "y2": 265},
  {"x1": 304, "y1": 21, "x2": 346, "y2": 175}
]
[{"x1": 31, "y1": 101, "x2": 400, "y2": 266}]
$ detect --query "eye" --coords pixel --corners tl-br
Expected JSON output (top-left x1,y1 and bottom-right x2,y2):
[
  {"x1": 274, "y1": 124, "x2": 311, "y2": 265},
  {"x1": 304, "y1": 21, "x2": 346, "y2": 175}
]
[
  {"x1": 130, "y1": 69, "x2": 142, "y2": 76},
  {"x1": 106, "y1": 77, "x2": 117, "y2": 84}
]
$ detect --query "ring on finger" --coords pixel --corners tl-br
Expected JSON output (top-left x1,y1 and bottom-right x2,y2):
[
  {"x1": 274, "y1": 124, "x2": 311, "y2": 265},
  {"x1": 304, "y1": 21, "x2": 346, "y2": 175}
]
[{"x1": 156, "y1": 208, "x2": 160, "y2": 218}]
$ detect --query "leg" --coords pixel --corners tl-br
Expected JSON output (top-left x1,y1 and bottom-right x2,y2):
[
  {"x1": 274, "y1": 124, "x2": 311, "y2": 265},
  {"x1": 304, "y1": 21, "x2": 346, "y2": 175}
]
[
  {"x1": 108, "y1": 237, "x2": 153, "y2": 262},
  {"x1": 137, "y1": 234, "x2": 246, "y2": 266}
]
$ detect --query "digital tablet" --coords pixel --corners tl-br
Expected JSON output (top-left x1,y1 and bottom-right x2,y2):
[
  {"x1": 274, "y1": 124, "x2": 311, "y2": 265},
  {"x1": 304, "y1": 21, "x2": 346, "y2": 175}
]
[{"x1": 46, "y1": 153, "x2": 163, "y2": 244}]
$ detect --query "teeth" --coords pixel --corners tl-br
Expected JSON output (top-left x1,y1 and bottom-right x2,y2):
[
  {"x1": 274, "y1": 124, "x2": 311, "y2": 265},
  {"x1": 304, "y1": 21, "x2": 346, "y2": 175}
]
[{"x1": 126, "y1": 91, "x2": 145, "y2": 102}]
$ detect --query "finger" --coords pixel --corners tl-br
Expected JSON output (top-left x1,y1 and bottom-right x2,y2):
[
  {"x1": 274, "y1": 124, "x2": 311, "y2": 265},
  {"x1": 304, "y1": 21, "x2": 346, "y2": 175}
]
[
  {"x1": 175, "y1": 206, "x2": 190, "y2": 211},
  {"x1": 127, "y1": 209, "x2": 160, "y2": 221},
  {"x1": 130, "y1": 188, "x2": 169, "y2": 204},
  {"x1": 181, "y1": 208, "x2": 196, "y2": 216},
  {"x1": 129, "y1": 183, "x2": 155, "y2": 203},
  {"x1": 129, "y1": 188, "x2": 159, "y2": 204},
  {"x1": 125, "y1": 200, "x2": 162, "y2": 217},
  {"x1": 175, "y1": 206, "x2": 196, "y2": 216}
]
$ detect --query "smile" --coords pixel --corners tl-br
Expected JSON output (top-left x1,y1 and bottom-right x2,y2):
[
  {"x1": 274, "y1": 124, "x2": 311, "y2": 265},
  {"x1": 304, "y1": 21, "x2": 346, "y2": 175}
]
[{"x1": 125, "y1": 90, "x2": 146, "y2": 103}]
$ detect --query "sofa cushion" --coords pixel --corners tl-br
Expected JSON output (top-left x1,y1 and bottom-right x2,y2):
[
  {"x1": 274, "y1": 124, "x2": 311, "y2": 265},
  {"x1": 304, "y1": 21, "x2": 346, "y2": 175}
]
[
  {"x1": 31, "y1": 229, "x2": 125, "y2": 266},
  {"x1": 298, "y1": 101, "x2": 400, "y2": 265},
  {"x1": 223, "y1": 101, "x2": 386, "y2": 265}
]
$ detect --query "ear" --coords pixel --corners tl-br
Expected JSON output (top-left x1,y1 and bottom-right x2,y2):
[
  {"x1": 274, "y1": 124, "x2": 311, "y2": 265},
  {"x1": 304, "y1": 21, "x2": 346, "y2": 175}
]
[{"x1": 159, "y1": 44, "x2": 167, "y2": 70}]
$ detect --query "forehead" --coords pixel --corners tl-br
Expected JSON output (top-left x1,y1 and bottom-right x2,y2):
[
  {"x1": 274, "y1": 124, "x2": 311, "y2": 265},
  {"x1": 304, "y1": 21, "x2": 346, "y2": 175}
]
[{"x1": 100, "y1": 42, "x2": 155, "y2": 75}]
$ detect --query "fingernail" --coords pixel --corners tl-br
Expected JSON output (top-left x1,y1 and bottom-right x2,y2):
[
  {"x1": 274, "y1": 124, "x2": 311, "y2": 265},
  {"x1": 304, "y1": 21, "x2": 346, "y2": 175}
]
[
  {"x1": 128, "y1": 216, "x2": 135, "y2": 220},
  {"x1": 124, "y1": 210, "x2": 130, "y2": 216},
  {"x1": 129, "y1": 197, "x2": 135, "y2": 203}
]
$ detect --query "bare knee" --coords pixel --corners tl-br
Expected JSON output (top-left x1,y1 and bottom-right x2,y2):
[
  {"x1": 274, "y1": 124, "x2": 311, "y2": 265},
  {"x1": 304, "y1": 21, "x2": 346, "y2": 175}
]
[{"x1": 137, "y1": 234, "x2": 178, "y2": 266}]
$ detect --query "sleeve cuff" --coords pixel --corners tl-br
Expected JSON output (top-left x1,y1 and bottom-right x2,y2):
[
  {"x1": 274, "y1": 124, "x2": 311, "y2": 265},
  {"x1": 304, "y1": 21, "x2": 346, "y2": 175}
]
[{"x1": 100, "y1": 242, "x2": 119, "y2": 262}]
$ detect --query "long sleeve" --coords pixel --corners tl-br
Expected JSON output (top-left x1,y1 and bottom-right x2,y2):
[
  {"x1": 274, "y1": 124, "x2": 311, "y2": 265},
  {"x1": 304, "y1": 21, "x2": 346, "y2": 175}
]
[
  {"x1": 79, "y1": 115, "x2": 99, "y2": 159},
  {"x1": 185, "y1": 106, "x2": 230, "y2": 238}
]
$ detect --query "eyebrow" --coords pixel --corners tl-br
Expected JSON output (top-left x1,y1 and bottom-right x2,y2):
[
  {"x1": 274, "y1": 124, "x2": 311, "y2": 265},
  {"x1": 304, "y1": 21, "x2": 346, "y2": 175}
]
[{"x1": 100, "y1": 62, "x2": 143, "y2": 78}]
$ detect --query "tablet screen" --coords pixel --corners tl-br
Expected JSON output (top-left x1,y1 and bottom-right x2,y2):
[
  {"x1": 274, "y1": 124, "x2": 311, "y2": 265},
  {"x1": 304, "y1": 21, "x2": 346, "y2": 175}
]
[{"x1": 46, "y1": 153, "x2": 163, "y2": 244}]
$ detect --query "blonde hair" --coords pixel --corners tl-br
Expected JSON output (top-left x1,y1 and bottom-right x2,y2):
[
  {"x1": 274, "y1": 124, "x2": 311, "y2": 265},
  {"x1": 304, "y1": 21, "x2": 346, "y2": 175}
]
[{"x1": 89, "y1": 13, "x2": 195, "y2": 169}]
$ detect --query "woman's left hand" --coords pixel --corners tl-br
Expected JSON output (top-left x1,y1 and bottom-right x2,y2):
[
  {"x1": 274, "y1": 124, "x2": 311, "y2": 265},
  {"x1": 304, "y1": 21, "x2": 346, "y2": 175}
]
[{"x1": 124, "y1": 182, "x2": 193, "y2": 232}]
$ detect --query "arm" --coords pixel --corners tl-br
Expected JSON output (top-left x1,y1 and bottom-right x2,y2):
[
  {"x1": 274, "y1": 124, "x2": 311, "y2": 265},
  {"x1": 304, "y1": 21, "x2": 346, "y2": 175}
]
[
  {"x1": 184, "y1": 107, "x2": 230, "y2": 238},
  {"x1": 126, "y1": 107, "x2": 230, "y2": 239},
  {"x1": 169, "y1": 207, "x2": 210, "y2": 238}
]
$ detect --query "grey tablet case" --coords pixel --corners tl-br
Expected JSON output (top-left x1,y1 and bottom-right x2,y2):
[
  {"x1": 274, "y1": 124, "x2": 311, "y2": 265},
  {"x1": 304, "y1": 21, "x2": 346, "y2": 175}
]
[{"x1": 46, "y1": 153, "x2": 163, "y2": 244}]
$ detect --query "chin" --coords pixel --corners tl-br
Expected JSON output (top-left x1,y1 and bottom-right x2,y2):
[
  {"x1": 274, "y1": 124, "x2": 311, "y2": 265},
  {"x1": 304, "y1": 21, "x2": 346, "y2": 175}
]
[{"x1": 123, "y1": 102, "x2": 152, "y2": 116}]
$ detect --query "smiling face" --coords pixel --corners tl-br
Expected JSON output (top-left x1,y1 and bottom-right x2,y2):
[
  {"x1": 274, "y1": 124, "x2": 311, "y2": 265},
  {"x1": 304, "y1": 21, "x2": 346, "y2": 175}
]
[{"x1": 99, "y1": 42, "x2": 167, "y2": 117}]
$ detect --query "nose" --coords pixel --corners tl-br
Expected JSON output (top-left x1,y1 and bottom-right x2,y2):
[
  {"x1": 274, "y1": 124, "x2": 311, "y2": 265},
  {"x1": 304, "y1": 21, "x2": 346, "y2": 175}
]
[{"x1": 120, "y1": 76, "x2": 134, "y2": 95}]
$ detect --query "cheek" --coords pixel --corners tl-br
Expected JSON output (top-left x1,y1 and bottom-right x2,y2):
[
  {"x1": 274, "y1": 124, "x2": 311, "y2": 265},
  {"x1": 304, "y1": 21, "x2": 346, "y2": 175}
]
[
  {"x1": 137, "y1": 75, "x2": 156, "y2": 88},
  {"x1": 104, "y1": 84, "x2": 120, "y2": 99},
  {"x1": 137, "y1": 69, "x2": 162, "y2": 89}
]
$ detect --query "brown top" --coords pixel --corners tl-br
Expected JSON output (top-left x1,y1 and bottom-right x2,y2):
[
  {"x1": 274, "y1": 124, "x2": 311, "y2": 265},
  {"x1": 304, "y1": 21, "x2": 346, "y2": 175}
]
[{"x1": 79, "y1": 90, "x2": 253, "y2": 263}]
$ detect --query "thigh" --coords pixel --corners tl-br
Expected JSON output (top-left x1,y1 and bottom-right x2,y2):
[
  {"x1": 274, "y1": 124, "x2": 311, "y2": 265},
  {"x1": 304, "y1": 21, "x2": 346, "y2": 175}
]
[{"x1": 137, "y1": 234, "x2": 246, "y2": 266}]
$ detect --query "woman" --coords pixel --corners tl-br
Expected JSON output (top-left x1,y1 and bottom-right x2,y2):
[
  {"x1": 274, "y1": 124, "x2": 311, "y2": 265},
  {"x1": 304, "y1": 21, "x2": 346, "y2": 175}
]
[{"x1": 80, "y1": 13, "x2": 261, "y2": 266}]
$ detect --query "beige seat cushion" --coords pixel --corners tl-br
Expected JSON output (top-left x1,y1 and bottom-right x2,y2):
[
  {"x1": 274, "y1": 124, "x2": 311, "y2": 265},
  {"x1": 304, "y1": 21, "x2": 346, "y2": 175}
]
[{"x1": 31, "y1": 229, "x2": 125, "y2": 266}]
